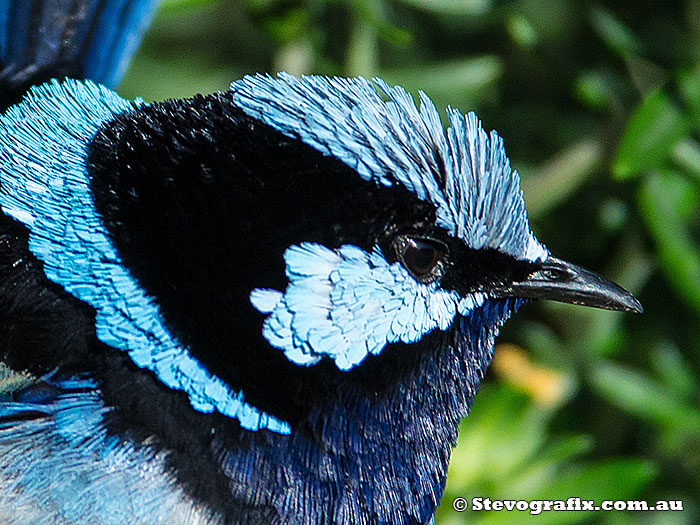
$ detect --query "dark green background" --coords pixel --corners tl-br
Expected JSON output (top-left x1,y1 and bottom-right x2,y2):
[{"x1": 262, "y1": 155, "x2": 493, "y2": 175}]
[{"x1": 120, "y1": 1, "x2": 700, "y2": 523}]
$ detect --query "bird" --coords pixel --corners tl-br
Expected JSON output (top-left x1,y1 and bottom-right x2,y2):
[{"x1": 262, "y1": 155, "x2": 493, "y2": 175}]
[{"x1": 0, "y1": 2, "x2": 642, "y2": 524}]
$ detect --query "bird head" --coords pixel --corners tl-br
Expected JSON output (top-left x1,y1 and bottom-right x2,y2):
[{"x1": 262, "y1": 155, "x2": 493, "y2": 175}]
[
  {"x1": 233, "y1": 73, "x2": 642, "y2": 372},
  {"x1": 0, "y1": 73, "x2": 643, "y2": 524},
  {"x1": 0, "y1": 74, "x2": 641, "y2": 435}
]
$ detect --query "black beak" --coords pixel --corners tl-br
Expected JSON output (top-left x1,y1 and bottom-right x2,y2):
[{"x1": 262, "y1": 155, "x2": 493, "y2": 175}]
[{"x1": 490, "y1": 256, "x2": 643, "y2": 313}]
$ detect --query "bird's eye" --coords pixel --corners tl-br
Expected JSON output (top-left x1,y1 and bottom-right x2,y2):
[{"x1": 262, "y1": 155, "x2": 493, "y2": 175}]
[{"x1": 397, "y1": 237, "x2": 448, "y2": 282}]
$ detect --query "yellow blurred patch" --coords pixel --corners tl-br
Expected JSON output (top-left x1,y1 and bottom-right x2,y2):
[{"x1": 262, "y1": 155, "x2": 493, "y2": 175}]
[{"x1": 492, "y1": 344, "x2": 569, "y2": 408}]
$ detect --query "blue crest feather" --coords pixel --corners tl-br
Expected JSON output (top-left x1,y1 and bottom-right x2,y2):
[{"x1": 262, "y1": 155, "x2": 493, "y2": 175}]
[
  {"x1": 236, "y1": 73, "x2": 547, "y2": 370},
  {"x1": 231, "y1": 73, "x2": 549, "y2": 263}
]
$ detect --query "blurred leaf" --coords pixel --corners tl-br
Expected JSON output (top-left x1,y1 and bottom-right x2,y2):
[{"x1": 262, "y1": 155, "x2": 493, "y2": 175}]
[
  {"x1": 520, "y1": 139, "x2": 602, "y2": 217},
  {"x1": 575, "y1": 70, "x2": 612, "y2": 110},
  {"x1": 515, "y1": 0, "x2": 577, "y2": 45},
  {"x1": 120, "y1": 52, "x2": 235, "y2": 100},
  {"x1": 470, "y1": 459, "x2": 656, "y2": 524},
  {"x1": 395, "y1": 0, "x2": 492, "y2": 16},
  {"x1": 598, "y1": 198, "x2": 629, "y2": 233},
  {"x1": 624, "y1": 55, "x2": 668, "y2": 94},
  {"x1": 345, "y1": 0, "x2": 407, "y2": 76},
  {"x1": 347, "y1": 15, "x2": 378, "y2": 76},
  {"x1": 589, "y1": 4, "x2": 641, "y2": 58},
  {"x1": 651, "y1": 342, "x2": 697, "y2": 402},
  {"x1": 506, "y1": 15, "x2": 538, "y2": 48},
  {"x1": 591, "y1": 362, "x2": 700, "y2": 435},
  {"x1": 506, "y1": 434, "x2": 594, "y2": 497},
  {"x1": 613, "y1": 91, "x2": 689, "y2": 178},
  {"x1": 273, "y1": 39, "x2": 314, "y2": 76},
  {"x1": 352, "y1": 0, "x2": 412, "y2": 47},
  {"x1": 679, "y1": 65, "x2": 700, "y2": 125},
  {"x1": 382, "y1": 55, "x2": 503, "y2": 109},
  {"x1": 672, "y1": 138, "x2": 700, "y2": 183},
  {"x1": 245, "y1": 0, "x2": 274, "y2": 11},
  {"x1": 158, "y1": 0, "x2": 217, "y2": 11},
  {"x1": 516, "y1": 320, "x2": 573, "y2": 372},
  {"x1": 638, "y1": 171, "x2": 700, "y2": 314},
  {"x1": 528, "y1": 435, "x2": 594, "y2": 468},
  {"x1": 265, "y1": 8, "x2": 308, "y2": 42},
  {"x1": 530, "y1": 459, "x2": 657, "y2": 522}
]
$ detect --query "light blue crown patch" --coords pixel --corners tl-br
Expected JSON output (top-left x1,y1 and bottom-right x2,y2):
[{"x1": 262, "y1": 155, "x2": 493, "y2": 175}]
[
  {"x1": 0, "y1": 79, "x2": 289, "y2": 435},
  {"x1": 235, "y1": 73, "x2": 548, "y2": 371},
  {"x1": 231, "y1": 73, "x2": 549, "y2": 264},
  {"x1": 250, "y1": 243, "x2": 486, "y2": 371}
]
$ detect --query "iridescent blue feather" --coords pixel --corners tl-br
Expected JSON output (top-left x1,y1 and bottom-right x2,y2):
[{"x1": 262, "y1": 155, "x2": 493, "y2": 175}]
[
  {"x1": 0, "y1": 79, "x2": 289, "y2": 434},
  {"x1": 0, "y1": 375, "x2": 219, "y2": 524},
  {"x1": 234, "y1": 73, "x2": 548, "y2": 371},
  {"x1": 0, "y1": 0, "x2": 159, "y2": 89},
  {"x1": 231, "y1": 73, "x2": 548, "y2": 262}
]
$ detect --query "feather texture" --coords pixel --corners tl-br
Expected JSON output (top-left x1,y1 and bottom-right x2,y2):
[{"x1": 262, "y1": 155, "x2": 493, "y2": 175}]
[
  {"x1": 0, "y1": 79, "x2": 289, "y2": 434},
  {"x1": 252, "y1": 242, "x2": 486, "y2": 370},
  {"x1": 231, "y1": 73, "x2": 548, "y2": 262},
  {"x1": 0, "y1": 375, "x2": 220, "y2": 525},
  {"x1": 0, "y1": 65, "x2": 629, "y2": 524}
]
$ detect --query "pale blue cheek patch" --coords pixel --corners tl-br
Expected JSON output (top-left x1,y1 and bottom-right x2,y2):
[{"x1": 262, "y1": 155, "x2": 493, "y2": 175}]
[
  {"x1": 0, "y1": 79, "x2": 290, "y2": 435},
  {"x1": 250, "y1": 242, "x2": 486, "y2": 371}
]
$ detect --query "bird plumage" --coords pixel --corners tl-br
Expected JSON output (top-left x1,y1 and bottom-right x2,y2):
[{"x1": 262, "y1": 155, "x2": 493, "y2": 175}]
[
  {"x1": 0, "y1": 0, "x2": 159, "y2": 108},
  {"x1": 0, "y1": 4, "x2": 641, "y2": 524},
  {"x1": 0, "y1": 374, "x2": 219, "y2": 525}
]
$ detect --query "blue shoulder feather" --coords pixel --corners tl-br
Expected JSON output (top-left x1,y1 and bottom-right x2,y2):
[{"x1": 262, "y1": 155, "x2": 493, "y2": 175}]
[{"x1": 0, "y1": 375, "x2": 220, "y2": 524}]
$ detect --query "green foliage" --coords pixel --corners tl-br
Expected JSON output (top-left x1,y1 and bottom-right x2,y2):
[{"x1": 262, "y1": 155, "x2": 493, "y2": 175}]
[
  {"x1": 121, "y1": 1, "x2": 700, "y2": 522},
  {"x1": 613, "y1": 92, "x2": 689, "y2": 179}
]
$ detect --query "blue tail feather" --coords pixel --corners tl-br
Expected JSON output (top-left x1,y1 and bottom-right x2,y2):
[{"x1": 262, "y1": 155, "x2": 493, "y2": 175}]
[
  {"x1": 82, "y1": 0, "x2": 161, "y2": 88},
  {"x1": 0, "y1": 0, "x2": 159, "y2": 109}
]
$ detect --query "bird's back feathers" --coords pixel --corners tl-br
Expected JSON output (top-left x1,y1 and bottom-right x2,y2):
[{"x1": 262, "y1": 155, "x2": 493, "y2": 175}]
[{"x1": 0, "y1": 374, "x2": 220, "y2": 525}]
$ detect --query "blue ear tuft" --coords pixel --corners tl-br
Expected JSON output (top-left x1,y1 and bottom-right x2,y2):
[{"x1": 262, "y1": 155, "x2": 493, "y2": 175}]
[
  {"x1": 250, "y1": 242, "x2": 487, "y2": 371},
  {"x1": 0, "y1": 79, "x2": 290, "y2": 435}
]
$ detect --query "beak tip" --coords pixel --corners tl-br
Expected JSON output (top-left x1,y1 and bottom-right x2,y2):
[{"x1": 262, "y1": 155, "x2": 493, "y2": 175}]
[{"x1": 627, "y1": 296, "x2": 644, "y2": 314}]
